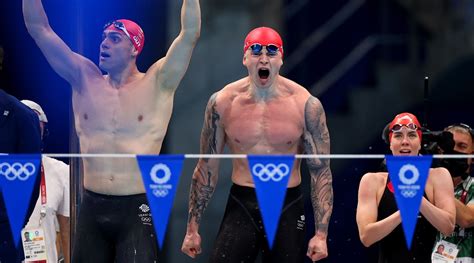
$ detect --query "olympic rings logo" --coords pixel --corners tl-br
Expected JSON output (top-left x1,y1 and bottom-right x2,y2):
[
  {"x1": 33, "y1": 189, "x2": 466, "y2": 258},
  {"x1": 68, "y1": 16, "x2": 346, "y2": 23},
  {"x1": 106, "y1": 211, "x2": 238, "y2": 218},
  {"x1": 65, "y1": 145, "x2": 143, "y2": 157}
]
[
  {"x1": 153, "y1": 189, "x2": 169, "y2": 197},
  {"x1": 150, "y1": 163, "x2": 171, "y2": 185},
  {"x1": 401, "y1": 190, "x2": 417, "y2": 198},
  {"x1": 252, "y1": 163, "x2": 290, "y2": 182},
  {"x1": 398, "y1": 164, "x2": 419, "y2": 185},
  {"x1": 141, "y1": 217, "x2": 152, "y2": 223},
  {"x1": 0, "y1": 162, "x2": 36, "y2": 181}
]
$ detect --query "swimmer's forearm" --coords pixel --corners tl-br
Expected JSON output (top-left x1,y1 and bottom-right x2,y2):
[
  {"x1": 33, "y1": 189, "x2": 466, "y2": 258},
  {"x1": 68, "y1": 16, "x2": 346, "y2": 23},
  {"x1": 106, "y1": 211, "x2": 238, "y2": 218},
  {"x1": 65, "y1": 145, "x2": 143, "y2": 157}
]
[
  {"x1": 186, "y1": 164, "x2": 218, "y2": 232},
  {"x1": 186, "y1": 93, "x2": 223, "y2": 232},
  {"x1": 181, "y1": 0, "x2": 201, "y2": 39},
  {"x1": 303, "y1": 96, "x2": 333, "y2": 235},
  {"x1": 311, "y1": 166, "x2": 333, "y2": 235},
  {"x1": 23, "y1": 0, "x2": 51, "y2": 35},
  {"x1": 358, "y1": 211, "x2": 401, "y2": 247},
  {"x1": 420, "y1": 197, "x2": 455, "y2": 235}
]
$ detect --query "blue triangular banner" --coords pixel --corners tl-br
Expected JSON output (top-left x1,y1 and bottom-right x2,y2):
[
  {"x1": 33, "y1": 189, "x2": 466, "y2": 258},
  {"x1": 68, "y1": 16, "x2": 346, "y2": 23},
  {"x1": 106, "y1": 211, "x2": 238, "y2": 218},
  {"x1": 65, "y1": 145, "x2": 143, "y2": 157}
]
[
  {"x1": 386, "y1": 155, "x2": 432, "y2": 249},
  {"x1": 136, "y1": 154, "x2": 184, "y2": 249},
  {"x1": 0, "y1": 154, "x2": 41, "y2": 247},
  {"x1": 247, "y1": 155, "x2": 295, "y2": 248}
]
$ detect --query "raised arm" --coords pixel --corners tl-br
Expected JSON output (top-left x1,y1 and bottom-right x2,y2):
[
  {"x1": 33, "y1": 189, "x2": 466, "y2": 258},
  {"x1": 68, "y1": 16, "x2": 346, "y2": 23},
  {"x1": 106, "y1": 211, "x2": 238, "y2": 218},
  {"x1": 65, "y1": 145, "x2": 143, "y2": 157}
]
[
  {"x1": 151, "y1": 0, "x2": 201, "y2": 92},
  {"x1": 23, "y1": 0, "x2": 92, "y2": 85},
  {"x1": 420, "y1": 167, "x2": 456, "y2": 235},
  {"x1": 302, "y1": 96, "x2": 333, "y2": 261},
  {"x1": 182, "y1": 92, "x2": 225, "y2": 258},
  {"x1": 356, "y1": 173, "x2": 401, "y2": 247}
]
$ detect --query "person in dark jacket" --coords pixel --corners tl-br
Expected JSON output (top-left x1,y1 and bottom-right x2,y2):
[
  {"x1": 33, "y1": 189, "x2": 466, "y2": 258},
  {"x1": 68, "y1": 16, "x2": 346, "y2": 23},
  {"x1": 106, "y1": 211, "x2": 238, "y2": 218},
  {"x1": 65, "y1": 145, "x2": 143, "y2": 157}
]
[{"x1": 0, "y1": 45, "x2": 42, "y2": 263}]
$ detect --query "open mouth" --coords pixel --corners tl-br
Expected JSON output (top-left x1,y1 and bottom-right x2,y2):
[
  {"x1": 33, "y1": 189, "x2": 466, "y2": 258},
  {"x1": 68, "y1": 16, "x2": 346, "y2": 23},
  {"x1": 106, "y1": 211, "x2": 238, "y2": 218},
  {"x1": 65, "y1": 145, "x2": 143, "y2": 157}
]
[
  {"x1": 399, "y1": 150, "x2": 412, "y2": 154},
  {"x1": 100, "y1": 52, "x2": 111, "y2": 58},
  {"x1": 258, "y1": 68, "x2": 270, "y2": 79}
]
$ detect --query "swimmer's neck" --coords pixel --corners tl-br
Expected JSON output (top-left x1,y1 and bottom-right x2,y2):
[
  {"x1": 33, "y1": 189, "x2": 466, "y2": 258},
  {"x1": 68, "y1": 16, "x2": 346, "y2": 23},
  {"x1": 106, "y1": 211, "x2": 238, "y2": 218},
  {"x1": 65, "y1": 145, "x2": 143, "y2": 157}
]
[
  {"x1": 249, "y1": 77, "x2": 281, "y2": 101},
  {"x1": 105, "y1": 64, "x2": 141, "y2": 89}
]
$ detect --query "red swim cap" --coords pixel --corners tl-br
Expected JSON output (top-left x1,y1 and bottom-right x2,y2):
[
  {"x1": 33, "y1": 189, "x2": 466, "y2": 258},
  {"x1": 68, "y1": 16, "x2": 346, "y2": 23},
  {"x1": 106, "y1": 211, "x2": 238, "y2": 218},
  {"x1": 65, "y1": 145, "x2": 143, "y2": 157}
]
[
  {"x1": 243, "y1": 27, "x2": 284, "y2": 57},
  {"x1": 388, "y1": 112, "x2": 422, "y2": 142},
  {"x1": 105, "y1": 19, "x2": 145, "y2": 55}
]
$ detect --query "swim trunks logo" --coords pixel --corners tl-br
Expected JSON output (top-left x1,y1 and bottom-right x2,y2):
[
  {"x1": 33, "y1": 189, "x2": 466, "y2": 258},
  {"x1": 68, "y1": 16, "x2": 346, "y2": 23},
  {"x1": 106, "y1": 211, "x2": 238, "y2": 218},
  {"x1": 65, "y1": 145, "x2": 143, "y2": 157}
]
[
  {"x1": 0, "y1": 162, "x2": 36, "y2": 181},
  {"x1": 139, "y1": 204, "x2": 150, "y2": 213},
  {"x1": 137, "y1": 204, "x2": 152, "y2": 226},
  {"x1": 297, "y1": 214, "x2": 305, "y2": 231},
  {"x1": 251, "y1": 163, "x2": 289, "y2": 182}
]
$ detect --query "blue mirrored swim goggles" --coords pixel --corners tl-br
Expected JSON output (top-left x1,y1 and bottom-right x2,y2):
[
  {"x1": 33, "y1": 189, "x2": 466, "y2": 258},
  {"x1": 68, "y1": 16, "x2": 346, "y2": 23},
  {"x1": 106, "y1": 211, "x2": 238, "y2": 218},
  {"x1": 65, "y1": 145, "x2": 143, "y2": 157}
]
[{"x1": 249, "y1": 43, "x2": 280, "y2": 56}]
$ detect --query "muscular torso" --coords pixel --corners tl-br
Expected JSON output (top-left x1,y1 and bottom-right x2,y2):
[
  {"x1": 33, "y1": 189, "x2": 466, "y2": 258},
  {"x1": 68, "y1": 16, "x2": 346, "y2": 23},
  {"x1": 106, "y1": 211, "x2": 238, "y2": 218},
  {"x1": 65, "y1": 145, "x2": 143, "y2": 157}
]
[
  {"x1": 73, "y1": 67, "x2": 174, "y2": 195},
  {"x1": 217, "y1": 77, "x2": 310, "y2": 187}
]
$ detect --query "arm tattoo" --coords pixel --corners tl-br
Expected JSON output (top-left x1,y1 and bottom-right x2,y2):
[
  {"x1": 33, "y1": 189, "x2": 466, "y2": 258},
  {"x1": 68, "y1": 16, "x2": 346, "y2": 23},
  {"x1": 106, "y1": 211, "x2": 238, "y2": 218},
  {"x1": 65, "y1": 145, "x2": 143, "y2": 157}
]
[
  {"x1": 189, "y1": 172, "x2": 214, "y2": 224},
  {"x1": 303, "y1": 96, "x2": 333, "y2": 235},
  {"x1": 188, "y1": 93, "x2": 220, "y2": 225},
  {"x1": 200, "y1": 93, "x2": 220, "y2": 159}
]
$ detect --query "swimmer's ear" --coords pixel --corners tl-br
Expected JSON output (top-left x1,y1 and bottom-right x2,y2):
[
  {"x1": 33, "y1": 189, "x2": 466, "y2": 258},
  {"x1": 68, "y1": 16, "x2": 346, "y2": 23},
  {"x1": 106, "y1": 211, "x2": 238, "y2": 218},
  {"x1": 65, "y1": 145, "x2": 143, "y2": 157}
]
[{"x1": 131, "y1": 46, "x2": 139, "y2": 57}]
